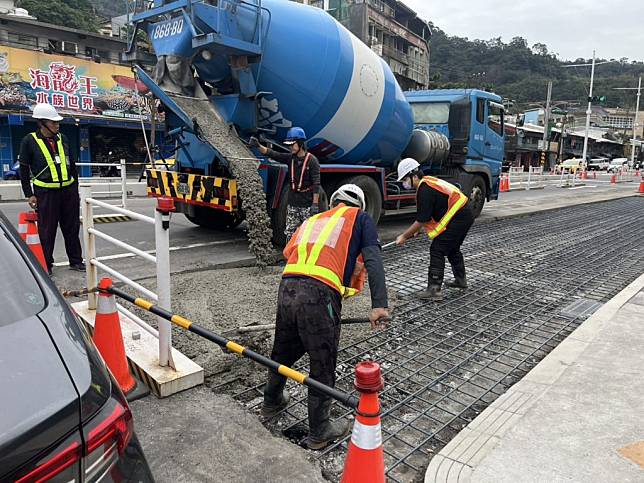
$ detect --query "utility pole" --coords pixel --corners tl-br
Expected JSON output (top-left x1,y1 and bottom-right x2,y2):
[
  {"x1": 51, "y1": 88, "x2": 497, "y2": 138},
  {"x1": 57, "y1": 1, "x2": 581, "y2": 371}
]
[
  {"x1": 632, "y1": 76, "x2": 641, "y2": 166},
  {"x1": 541, "y1": 81, "x2": 553, "y2": 167},
  {"x1": 582, "y1": 50, "x2": 596, "y2": 163},
  {"x1": 613, "y1": 76, "x2": 642, "y2": 166}
]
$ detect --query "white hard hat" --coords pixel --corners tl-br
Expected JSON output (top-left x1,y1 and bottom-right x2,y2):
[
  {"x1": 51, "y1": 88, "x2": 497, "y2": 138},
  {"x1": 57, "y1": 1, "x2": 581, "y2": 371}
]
[
  {"x1": 330, "y1": 184, "x2": 366, "y2": 210},
  {"x1": 397, "y1": 157, "x2": 421, "y2": 181},
  {"x1": 32, "y1": 103, "x2": 63, "y2": 121}
]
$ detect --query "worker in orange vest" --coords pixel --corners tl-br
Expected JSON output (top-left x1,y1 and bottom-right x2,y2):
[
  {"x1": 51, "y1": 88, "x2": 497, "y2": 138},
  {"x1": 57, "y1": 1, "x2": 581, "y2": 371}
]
[
  {"x1": 262, "y1": 184, "x2": 389, "y2": 450},
  {"x1": 395, "y1": 158, "x2": 474, "y2": 301}
]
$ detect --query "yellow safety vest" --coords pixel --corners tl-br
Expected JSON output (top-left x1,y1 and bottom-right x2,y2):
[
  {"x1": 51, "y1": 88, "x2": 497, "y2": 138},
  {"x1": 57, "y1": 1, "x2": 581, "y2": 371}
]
[
  {"x1": 31, "y1": 133, "x2": 74, "y2": 188},
  {"x1": 418, "y1": 176, "x2": 468, "y2": 239},
  {"x1": 283, "y1": 204, "x2": 365, "y2": 299}
]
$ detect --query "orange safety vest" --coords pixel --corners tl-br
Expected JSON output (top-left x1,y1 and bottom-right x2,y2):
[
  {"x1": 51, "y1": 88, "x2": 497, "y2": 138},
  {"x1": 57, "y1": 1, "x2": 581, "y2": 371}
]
[
  {"x1": 418, "y1": 176, "x2": 469, "y2": 239},
  {"x1": 283, "y1": 204, "x2": 366, "y2": 299}
]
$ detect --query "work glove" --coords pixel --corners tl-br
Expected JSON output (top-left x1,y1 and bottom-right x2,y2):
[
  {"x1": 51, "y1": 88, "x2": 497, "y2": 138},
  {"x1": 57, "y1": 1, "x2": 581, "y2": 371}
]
[
  {"x1": 310, "y1": 202, "x2": 319, "y2": 215},
  {"x1": 249, "y1": 136, "x2": 260, "y2": 148}
]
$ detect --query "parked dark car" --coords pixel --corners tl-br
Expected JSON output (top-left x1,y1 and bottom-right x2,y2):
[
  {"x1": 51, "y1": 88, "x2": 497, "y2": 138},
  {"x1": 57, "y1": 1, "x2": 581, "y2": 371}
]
[
  {"x1": 0, "y1": 211, "x2": 153, "y2": 482},
  {"x1": 3, "y1": 160, "x2": 20, "y2": 180}
]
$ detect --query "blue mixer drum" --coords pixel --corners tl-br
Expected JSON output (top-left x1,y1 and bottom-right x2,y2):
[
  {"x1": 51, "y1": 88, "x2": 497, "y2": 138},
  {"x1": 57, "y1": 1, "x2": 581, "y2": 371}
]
[{"x1": 168, "y1": 0, "x2": 413, "y2": 166}]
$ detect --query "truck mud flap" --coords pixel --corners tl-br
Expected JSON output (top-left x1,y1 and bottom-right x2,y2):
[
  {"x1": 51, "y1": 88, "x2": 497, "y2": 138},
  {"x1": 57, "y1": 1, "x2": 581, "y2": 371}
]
[{"x1": 146, "y1": 169, "x2": 238, "y2": 212}]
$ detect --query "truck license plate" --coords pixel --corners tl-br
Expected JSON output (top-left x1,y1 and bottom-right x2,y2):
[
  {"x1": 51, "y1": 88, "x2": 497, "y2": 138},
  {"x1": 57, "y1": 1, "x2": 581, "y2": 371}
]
[{"x1": 177, "y1": 182, "x2": 190, "y2": 195}]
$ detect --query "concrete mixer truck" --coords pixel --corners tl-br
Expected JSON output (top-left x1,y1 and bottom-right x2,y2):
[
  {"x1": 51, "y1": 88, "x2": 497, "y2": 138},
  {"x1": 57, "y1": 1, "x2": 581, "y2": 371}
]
[{"x1": 125, "y1": 0, "x2": 504, "y2": 246}]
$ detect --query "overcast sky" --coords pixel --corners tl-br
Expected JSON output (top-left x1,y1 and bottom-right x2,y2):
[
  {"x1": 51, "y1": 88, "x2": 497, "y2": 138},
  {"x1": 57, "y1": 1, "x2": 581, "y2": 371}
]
[{"x1": 401, "y1": 0, "x2": 644, "y2": 62}]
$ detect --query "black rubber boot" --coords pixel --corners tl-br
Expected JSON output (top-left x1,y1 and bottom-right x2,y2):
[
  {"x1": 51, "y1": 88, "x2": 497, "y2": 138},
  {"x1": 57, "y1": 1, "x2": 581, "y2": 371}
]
[
  {"x1": 261, "y1": 372, "x2": 290, "y2": 418},
  {"x1": 447, "y1": 251, "x2": 467, "y2": 289},
  {"x1": 417, "y1": 285, "x2": 443, "y2": 301},
  {"x1": 305, "y1": 396, "x2": 350, "y2": 450},
  {"x1": 445, "y1": 275, "x2": 467, "y2": 289}
]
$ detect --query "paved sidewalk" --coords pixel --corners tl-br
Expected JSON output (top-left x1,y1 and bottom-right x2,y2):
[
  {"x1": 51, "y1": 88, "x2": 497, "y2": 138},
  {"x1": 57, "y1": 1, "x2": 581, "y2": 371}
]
[{"x1": 425, "y1": 273, "x2": 644, "y2": 483}]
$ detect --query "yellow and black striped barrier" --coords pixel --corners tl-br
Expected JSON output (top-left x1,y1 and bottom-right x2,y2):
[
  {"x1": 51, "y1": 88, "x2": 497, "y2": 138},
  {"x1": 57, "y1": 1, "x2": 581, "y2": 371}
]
[{"x1": 102, "y1": 283, "x2": 360, "y2": 410}]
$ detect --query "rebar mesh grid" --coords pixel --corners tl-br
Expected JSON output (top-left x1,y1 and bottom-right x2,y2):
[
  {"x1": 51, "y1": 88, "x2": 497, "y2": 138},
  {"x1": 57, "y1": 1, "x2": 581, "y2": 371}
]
[{"x1": 233, "y1": 197, "x2": 644, "y2": 482}]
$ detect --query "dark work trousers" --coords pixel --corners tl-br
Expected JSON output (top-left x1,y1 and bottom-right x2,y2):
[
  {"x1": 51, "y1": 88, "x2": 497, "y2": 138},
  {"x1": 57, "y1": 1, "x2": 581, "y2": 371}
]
[
  {"x1": 429, "y1": 205, "x2": 475, "y2": 287},
  {"x1": 268, "y1": 277, "x2": 342, "y2": 398},
  {"x1": 34, "y1": 183, "x2": 83, "y2": 269}
]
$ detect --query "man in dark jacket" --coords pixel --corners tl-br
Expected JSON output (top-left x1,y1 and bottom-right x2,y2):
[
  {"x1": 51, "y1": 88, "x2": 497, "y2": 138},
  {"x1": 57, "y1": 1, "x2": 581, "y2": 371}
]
[
  {"x1": 20, "y1": 103, "x2": 84, "y2": 275},
  {"x1": 251, "y1": 127, "x2": 320, "y2": 242}
]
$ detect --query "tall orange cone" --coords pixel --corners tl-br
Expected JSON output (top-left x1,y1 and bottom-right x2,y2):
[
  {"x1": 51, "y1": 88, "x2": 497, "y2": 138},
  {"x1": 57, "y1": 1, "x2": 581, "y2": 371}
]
[
  {"x1": 341, "y1": 362, "x2": 385, "y2": 483},
  {"x1": 93, "y1": 277, "x2": 136, "y2": 394},
  {"x1": 20, "y1": 211, "x2": 47, "y2": 270},
  {"x1": 638, "y1": 177, "x2": 644, "y2": 194},
  {"x1": 611, "y1": 174, "x2": 617, "y2": 184}
]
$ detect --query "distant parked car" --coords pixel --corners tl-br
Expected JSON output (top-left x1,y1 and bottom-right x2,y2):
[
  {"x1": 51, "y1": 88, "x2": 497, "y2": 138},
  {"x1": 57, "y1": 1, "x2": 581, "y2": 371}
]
[
  {"x1": 3, "y1": 160, "x2": 20, "y2": 180},
  {"x1": 0, "y1": 211, "x2": 154, "y2": 482},
  {"x1": 555, "y1": 158, "x2": 584, "y2": 174},
  {"x1": 588, "y1": 157, "x2": 609, "y2": 171},
  {"x1": 607, "y1": 158, "x2": 629, "y2": 173}
]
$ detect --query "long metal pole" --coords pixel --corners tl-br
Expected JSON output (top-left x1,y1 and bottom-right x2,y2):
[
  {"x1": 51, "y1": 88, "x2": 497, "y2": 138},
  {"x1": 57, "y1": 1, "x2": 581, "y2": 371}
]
[
  {"x1": 120, "y1": 158, "x2": 127, "y2": 209},
  {"x1": 631, "y1": 76, "x2": 641, "y2": 167},
  {"x1": 582, "y1": 50, "x2": 596, "y2": 163},
  {"x1": 80, "y1": 185, "x2": 98, "y2": 310},
  {"x1": 155, "y1": 208, "x2": 173, "y2": 368}
]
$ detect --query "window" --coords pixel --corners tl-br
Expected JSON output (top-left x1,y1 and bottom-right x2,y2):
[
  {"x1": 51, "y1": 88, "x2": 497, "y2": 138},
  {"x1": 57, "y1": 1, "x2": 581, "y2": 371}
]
[
  {"x1": 476, "y1": 98, "x2": 485, "y2": 124},
  {"x1": 61, "y1": 41, "x2": 78, "y2": 54},
  {"x1": 85, "y1": 46, "x2": 98, "y2": 57},
  {"x1": 488, "y1": 101, "x2": 504, "y2": 136},
  {"x1": 8, "y1": 32, "x2": 38, "y2": 48},
  {"x1": 411, "y1": 102, "x2": 450, "y2": 124}
]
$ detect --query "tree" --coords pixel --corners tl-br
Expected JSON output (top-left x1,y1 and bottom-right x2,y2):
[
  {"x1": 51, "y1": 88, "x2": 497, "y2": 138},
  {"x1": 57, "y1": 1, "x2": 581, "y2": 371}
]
[{"x1": 17, "y1": 0, "x2": 99, "y2": 32}]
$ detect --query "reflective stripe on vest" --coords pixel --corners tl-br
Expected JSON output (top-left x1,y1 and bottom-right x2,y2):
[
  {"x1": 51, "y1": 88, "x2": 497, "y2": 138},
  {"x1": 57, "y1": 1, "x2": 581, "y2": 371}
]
[
  {"x1": 419, "y1": 176, "x2": 468, "y2": 239},
  {"x1": 283, "y1": 205, "x2": 360, "y2": 298},
  {"x1": 31, "y1": 133, "x2": 74, "y2": 188},
  {"x1": 25, "y1": 234, "x2": 40, "y2": 245}
]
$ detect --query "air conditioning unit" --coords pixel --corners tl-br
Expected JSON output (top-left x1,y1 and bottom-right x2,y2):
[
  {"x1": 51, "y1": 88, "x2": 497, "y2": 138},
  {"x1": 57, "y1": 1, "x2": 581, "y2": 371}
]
[{"x1": 61, "y1": 41, "x2": 78, "y2": 54}]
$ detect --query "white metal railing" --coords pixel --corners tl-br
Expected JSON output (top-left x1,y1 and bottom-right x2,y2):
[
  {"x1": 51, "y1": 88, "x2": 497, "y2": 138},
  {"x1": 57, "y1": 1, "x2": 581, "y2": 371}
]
[
  {"x1": 507, "y1": 166, "x2": 545, "y2": 190},
  {"x1": 80, "y1": 185, "x2": 174, "y2": 368},
  {"x1": 77, "y1": 159, "x2": 128, "y2": 208}
]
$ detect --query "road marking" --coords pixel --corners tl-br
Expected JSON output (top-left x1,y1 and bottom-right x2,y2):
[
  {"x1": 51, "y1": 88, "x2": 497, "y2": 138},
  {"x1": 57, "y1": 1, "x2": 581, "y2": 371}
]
[{"x1": 53, "y1": 238, "x2": 247, "y2": 267}]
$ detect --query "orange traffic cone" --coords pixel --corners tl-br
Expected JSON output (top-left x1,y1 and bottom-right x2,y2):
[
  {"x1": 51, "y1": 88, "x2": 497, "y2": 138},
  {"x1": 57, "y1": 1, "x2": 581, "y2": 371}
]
[
  {"x1": 341, "y1": 362, "x2": 385, "y2": 483},
  {"x1": 638, "y1": 177, "x2": 644, "y2": 194},
  {"x1": 500, "y1": 175, "x2": 508, "y2": 192},
  {"x1": 581, "y1": 170, "x2": 588, "y2": 180},
  {"x1": 611, "y1": 174, "x2": 617, "y2": 184},
  {"x1": 20, "y1": 211, "x2": 47, "y2": 270},
  {"x1": 93, "y1": 277, "x2": 136, "y2": 394}
]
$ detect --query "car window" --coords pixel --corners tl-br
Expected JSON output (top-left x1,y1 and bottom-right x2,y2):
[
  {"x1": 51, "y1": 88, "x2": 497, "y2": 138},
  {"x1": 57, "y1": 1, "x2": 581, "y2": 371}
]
[
  {"x1": 411, "y1": 102, "x2": 450, "y2": 124},
  {"x1": 0, "y1": 231, "x2": 45, "y2": 325},
  {"x1": 487, "y1": 101, "x2": 504, "y2": 136}
]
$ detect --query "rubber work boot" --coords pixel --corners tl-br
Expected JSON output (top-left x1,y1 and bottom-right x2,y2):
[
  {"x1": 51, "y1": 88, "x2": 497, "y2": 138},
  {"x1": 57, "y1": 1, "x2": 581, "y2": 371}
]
[
  {"x1": 445, "y1": 275, "x2": 467, "y2": 289},
  {"x1": 261, "y1": 372, "x2": 290, "y2": 418},
  {"x1": 305, "y1": 396, "x2": 351, "y2": 450},
  {"x1": 417, "y1": 285, "x2": 443, "y2": 302}
]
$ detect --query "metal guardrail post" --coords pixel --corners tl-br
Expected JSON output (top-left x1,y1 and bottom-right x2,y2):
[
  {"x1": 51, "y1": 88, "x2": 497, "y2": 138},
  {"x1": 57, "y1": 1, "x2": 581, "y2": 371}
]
[
  {"x1": 120, "y1": 159, "x2": 127, "y2": 209},
  {"x1": 80, "y1": 185, "x2": 98, "y2": 310},
  {"x1": 155, "y1": 199, "x2": 174, "y2": 368},
  {"x1": 527, "y1": 167, "x2": 532, "y2": 190}
]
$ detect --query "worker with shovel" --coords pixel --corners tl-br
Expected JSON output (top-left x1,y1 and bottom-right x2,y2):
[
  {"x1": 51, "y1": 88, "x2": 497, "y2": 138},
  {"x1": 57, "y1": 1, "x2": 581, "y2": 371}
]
[
  {"x1": 262, "y1": 184, "x2": 389, "y2": 450},
  {"x1": 395, "y1": 158, "x2": 474, "y2": 301}
]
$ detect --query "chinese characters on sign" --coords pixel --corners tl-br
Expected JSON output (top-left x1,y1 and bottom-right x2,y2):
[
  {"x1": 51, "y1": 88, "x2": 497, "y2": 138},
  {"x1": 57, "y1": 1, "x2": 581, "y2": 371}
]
[{"x1": 29, "y1": 62, "x2": 98, "y2": 112}]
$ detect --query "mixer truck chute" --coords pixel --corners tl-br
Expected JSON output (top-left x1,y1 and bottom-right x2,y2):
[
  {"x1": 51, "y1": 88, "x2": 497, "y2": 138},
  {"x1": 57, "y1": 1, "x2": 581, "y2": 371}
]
[{"x1": 126, "y1": 0, "x2": 504, "y2": 253}]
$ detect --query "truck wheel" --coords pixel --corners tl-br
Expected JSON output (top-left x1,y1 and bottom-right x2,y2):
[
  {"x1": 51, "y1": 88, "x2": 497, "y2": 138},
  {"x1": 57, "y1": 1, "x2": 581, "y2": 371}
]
[
  {"x1": 468, "y1": 176, "x2": 486, "y2": 218},
  {"x1": 271, "y1": 186, "x2": 329, "y2": 247},
  {"x1": 185, "y1": 206, "x2": 244, "y2": 230},
  {"x1": 344, "y1": 175, "x2": 382, "y2": 223}
]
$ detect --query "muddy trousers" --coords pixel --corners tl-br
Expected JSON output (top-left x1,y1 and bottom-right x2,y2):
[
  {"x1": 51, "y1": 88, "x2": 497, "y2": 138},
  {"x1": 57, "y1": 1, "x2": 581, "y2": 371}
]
[
  {"x1": 34, "y1": 183, "x2": 83, "y2": 270},
  {"x1": 429, "y1": 213, "x2": 474, "y2": 288},
  {"x1": 264, "y1": 277, "x2": 341, "y2": 426}
]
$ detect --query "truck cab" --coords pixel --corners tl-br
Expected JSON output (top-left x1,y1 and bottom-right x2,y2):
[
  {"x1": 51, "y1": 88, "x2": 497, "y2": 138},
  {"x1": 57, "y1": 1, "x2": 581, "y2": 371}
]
[{"x1": 405, "y1": 89, "x2": 504, "y2": 216}]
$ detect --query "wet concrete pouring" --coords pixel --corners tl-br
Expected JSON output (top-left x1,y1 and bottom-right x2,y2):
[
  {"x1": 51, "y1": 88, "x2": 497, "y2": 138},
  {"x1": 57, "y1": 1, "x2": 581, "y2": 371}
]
[{"x1": 131, "y1": 197, "x2": 642, "y2": 482}]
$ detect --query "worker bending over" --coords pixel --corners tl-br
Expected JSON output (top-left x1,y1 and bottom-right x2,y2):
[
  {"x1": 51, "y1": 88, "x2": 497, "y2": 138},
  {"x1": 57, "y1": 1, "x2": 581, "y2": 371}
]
[
  {"x1": 395, "y1": 158, "x2": 474, "y2": 301},
  {"x1": 262, "y1": 184, "x2": 389, "y2": 449}
]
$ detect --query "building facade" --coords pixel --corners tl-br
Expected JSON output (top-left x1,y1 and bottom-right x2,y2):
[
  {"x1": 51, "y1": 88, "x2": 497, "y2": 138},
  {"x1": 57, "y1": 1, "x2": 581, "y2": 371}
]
[
  {"x1": 0, "y1": 6, "x2": 160, "y2": 178},
  {"x1": 292, "y1": 0, "x2": 431, "y2": 90}
]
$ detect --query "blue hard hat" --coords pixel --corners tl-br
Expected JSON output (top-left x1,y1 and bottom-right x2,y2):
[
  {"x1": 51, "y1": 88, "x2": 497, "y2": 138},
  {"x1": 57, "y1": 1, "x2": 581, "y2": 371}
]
[{"x1": 284, "y1": 127, "x2": 306, "y2": 144}]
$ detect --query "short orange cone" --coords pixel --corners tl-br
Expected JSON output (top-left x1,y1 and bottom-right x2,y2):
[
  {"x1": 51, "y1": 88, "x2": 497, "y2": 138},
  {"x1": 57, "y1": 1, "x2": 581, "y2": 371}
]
[
  {"x1": 341, "y1": 362, "x2": 385, "y2": 483},
  {"x1": 611, "y1": 174, "x2": 617, "y2": 184},
  {"x1": 499, "y1": 174, "x2": 508, "y2": 192},
  {"x1": 20, "y1": 211, "x2": 47, "y2": 270},
  {"x1": 93, "y1": 277, "x2": 136, "y2": 394},
  {"x1": 638, "y1": 177, "x2": 644, "y2": 194},
  {"x1": 581, "y1": 170, "x2": 588, "y2": 180}
]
